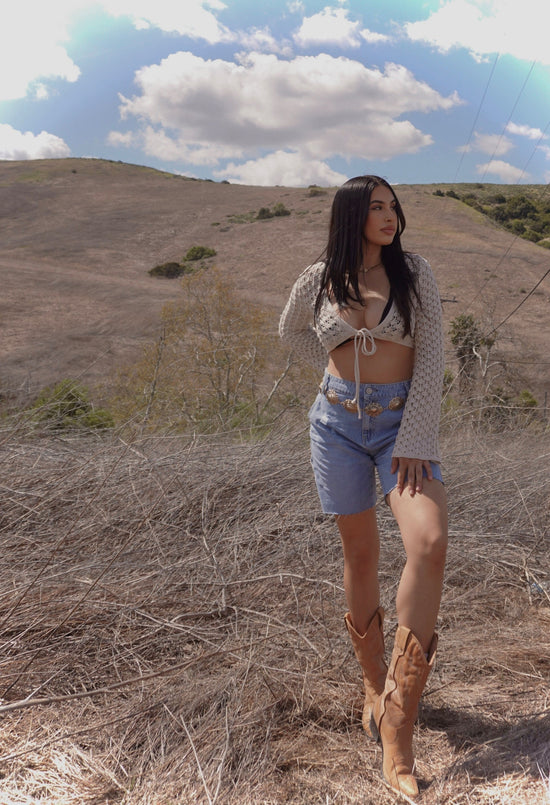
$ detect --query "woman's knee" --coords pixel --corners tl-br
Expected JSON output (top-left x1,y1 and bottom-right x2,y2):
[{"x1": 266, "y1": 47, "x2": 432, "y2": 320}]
[
  {"x1": 406, "y1": 527, "x2": 447, "y2": 567},
  {"x1": 337, "y1": 509, "x2": 380, "y2": 568}
]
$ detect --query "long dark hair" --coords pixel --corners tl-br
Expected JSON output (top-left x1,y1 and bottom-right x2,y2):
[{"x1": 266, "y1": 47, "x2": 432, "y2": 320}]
[{"x1": 314, "y1": 175, "x2": 418, "y2": 335}]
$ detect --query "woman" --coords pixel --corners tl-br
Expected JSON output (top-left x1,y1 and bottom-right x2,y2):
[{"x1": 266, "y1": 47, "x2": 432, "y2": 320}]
[{"x1": 279, "y1": 175, "x2": 448, "y2": 799}]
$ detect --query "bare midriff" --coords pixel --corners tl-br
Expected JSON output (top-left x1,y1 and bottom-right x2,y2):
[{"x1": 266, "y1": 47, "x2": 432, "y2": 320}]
[{"x1": 327, "y1": 338, "x2": 414, "y2": 385}]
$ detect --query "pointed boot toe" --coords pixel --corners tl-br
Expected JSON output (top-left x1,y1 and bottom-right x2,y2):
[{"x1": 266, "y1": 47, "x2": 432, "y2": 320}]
[{"x1": 371, "y1": 625, "x2": 438, "y2": 800}]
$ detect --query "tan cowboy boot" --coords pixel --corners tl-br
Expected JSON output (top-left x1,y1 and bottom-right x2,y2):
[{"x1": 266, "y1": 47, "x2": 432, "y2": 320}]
[
  {"x1": 370, "y1": 625, "x2": 437, "y2": 799},
  {"x1": 344, "y1": 608, "x2": 387, "y2": 738}
]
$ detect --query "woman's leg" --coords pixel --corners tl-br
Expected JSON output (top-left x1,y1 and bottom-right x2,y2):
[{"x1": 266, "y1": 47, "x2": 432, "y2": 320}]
[
  {"x1": 336, "y1": 507, "x2": 381, "y2": 635},
  {"x1": 338, "y1": 507, "x2": 387, "y2": 736},
  {"x1": 388, "y1": 479, "x2": 448, "y2": 651},
  {"x1": 371, "y1": 480, "x2": 447, "y2": 797}
]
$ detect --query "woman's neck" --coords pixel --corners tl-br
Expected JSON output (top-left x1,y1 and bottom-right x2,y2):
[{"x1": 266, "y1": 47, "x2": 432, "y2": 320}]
[{"x1": 362, "y1": 247, "x2": 383, "y2": 270}]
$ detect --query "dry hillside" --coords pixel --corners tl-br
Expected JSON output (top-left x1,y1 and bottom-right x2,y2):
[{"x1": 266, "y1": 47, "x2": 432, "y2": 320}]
[
  {"x1": 0, "y1": 158, "x2": 549, "y2": 403},
  {"x1": 0, "y1": 159, "x2": 548, "y2": 803}
]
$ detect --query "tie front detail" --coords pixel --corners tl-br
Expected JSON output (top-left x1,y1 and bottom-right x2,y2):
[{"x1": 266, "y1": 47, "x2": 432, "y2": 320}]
[{"x1": 353, "y1": 329, "x2": 377, "y2": 417}]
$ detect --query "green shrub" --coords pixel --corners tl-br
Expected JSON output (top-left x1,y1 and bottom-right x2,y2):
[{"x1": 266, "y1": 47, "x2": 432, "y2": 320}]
[
  {"x1": 149, "y1": 262, "x2": 185, "y2": 278},
  {"x1": 226, "y1": 211, "x2": 257, "y2": 224},
  {"x1": 256, "y1": 203, "x2": 291, "y2": 220},
  {"x1": 81, "y1": 409, "x2": 116, "y2": 429},
  {"x1": 272, "y1": 202, "x2": 291, "y2": 217},
  {"x1": 449, "y1": 314, "x2": 495, "y2": 395},
  {"x1": 517, "y1": 389, "x2": 537, "y2": 409},
  {"x1": 488, "y1": 206, "x2": 509, "y2": 223},
  {"x1": 445, "y1": 189, "x2": 459, "y2": 199},
  {"x1": 461, "y1": 195, "x2": 483, "y2": 212},
  {"x1": 505, "y1": 195, "x2": 537, "y2": 219},
  {"x1": 433, "y1": 189, "x2": 444, "y2": 196},
  {"x1": 185, "y1": 246, "x2": 217, "y2": 261},
  {"x1": 481, "y1": 387, "x2": 540, "y2": 430},
  {"x1": 307, "y1": 186, "x2": 327, "y2": 197},
  {"x1": 510, "y1": 219, "x2": 526, "y2": 235},
  {"x1": 30, "y1": 379, "x2": 114, "y2": 430},
  {"x1": 256, "y1": 207, "x2": 273, "y2": 220}
]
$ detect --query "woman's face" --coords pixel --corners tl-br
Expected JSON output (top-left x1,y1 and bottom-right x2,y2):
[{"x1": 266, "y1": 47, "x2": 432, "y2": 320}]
[{"x1": 363, "y1": 184, "x2": 398, "y2": 247}]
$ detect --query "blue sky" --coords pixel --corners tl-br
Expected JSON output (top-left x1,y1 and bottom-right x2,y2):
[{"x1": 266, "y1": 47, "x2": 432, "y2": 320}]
[{"x1": 1, "y1": 0, "x2": 549, "y2": 186}]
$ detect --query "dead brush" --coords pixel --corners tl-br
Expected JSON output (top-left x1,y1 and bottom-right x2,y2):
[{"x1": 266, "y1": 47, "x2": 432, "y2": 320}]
[{"x1": 0, "y1": 411, "x2": 548, "y2": 804}]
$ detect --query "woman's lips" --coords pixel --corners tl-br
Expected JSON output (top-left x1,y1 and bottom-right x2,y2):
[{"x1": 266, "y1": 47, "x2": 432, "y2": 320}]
[{"x1": 381, "y1": 227, "x2": 395, "y2": 235}]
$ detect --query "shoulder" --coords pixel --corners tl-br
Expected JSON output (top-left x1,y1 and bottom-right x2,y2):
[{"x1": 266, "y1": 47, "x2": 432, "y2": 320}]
[
  {"x1": 405, "y1": 253, "x2": 438, "y2": 293},
  {"x1": 301, "y1": 261, "x2": 325, "y2": 281},
  {"x1": 290, "y1": 261, "x2": 325, "y2": 294},
  {"x1": 404, "y1": 253, "x2": 431, "y2": 275}
]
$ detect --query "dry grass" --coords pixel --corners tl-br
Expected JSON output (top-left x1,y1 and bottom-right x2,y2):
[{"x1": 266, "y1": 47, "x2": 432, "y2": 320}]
[{"x1": 0, "y1": 409, "x2": 548, "y2": 804}]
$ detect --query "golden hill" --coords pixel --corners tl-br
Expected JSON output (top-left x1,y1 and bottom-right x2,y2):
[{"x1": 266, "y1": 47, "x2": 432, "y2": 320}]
[{"x1": 0, "y1": 158, "x2": 548, "y2": 401}]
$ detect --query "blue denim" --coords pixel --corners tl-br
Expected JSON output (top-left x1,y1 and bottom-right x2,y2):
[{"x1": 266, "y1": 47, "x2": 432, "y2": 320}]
[{"x1": 308, "y1": 371, "x2": 443, "y2": 515}]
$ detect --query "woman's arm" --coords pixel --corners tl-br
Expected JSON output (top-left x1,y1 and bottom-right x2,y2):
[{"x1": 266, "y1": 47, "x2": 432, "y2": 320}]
[
  {"x1": 391, "y1": 256, "x2": 445, "y2": 492},
  {"x1": 279, "y1": 264, "x2": 328, "y2": 371}
]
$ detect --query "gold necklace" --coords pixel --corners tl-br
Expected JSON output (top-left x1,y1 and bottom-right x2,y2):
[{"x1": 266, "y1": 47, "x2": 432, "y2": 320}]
[{"x1": 360, "y1": 261, "x2": 383, "y2": 273}]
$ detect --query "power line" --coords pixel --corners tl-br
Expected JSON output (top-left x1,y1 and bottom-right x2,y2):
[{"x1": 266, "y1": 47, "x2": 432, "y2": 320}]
[
  {"x1": 484, "y1": 267, "x2": 550, "y2": 340},
  {"x1": 516, "y1": 119, "x2": 550, "y2": 180},
  {"x1": 453, "y1": 55, "x2": 546, "y2": 317},
  {"x1": 462, "y1": 176, "x2": 550, "y2": 315},
  {"x1": 454, "y1": 52, "x2": 500, "y2": 182},
  {"x1": 479, "y1": 59, "x2": 537, "y2": 182}
]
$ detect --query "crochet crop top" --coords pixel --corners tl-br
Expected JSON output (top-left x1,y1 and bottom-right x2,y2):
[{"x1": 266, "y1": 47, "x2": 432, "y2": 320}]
[{"x1": 279, "y1": 254, "x2": 444, "y2": 463}]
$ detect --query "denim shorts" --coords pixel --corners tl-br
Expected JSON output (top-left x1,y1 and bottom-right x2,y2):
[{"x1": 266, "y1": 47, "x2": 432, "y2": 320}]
[{"x1": 308, "y1": 371, "x2": 443, "y2": 515}]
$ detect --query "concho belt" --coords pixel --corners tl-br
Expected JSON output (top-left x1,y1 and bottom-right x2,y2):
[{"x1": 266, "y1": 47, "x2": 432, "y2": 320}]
[{"x1": 319, "y1": 384, "x2": 405, "y2": 416}]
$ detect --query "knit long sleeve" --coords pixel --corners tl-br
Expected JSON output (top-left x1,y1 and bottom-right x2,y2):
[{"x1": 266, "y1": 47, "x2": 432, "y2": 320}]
[
  {"x1": 278, "y1": 263, "x2": 328, "y2": 372},
  {"x1": 392, "y1": 257, "x2": 444, "y2": 463}
]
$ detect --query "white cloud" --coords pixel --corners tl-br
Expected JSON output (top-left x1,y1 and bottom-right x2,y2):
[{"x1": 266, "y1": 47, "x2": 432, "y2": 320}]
[
  {"x1": 506, "y1": 122, "x2": 547, "y2": 141},
  {"x1": 101, "y1": 0, "x2": 233, "y2": 44},
  {"x1": 141, "y1": 126, "x2": 244, "y2": 165},
  {"x1": 235, "y1": 27, "x2": 293, "y2": 55},
  {"x1": 103, "y1": 2, "x2": 293, "y2": 53},
  {"x1": 0, "y1": 124, "x2": 71, "y2": 159},
  {"x1": 214, "y1": 150, "x2": 347, "y2": 186},
  {"x1": 107, "y1": 130, "x2": 136, "y2": 147},
  {"x1": 476, "y1": 159, "x2": 527, "y2": 183},
  {"x1": 293, "y1": 6, "x2": 363, "y2": 48},
  {"x1": 361, "y1": 28, "x2": 390, "y2": 44},
  {"x1": 115, "y1": 51, "x2": 460, "y2": 175},
  {"x1": 459, "y1": 132, "x2": 513, "y2": 156},
  {"x1": 0, "y1": 1, "x2": 82, "y2": 101},
  {"x1": 33, "y1": 83, "x2": 51, "y2": 101},
  {"x1": 404, "y1": 0, "x2": 550, "y2": 65}
]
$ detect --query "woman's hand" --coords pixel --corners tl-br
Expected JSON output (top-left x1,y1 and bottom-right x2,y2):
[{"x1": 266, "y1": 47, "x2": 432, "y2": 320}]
[{"x1": 391, "y1": 457, "x2": 433, "y2": 496}]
